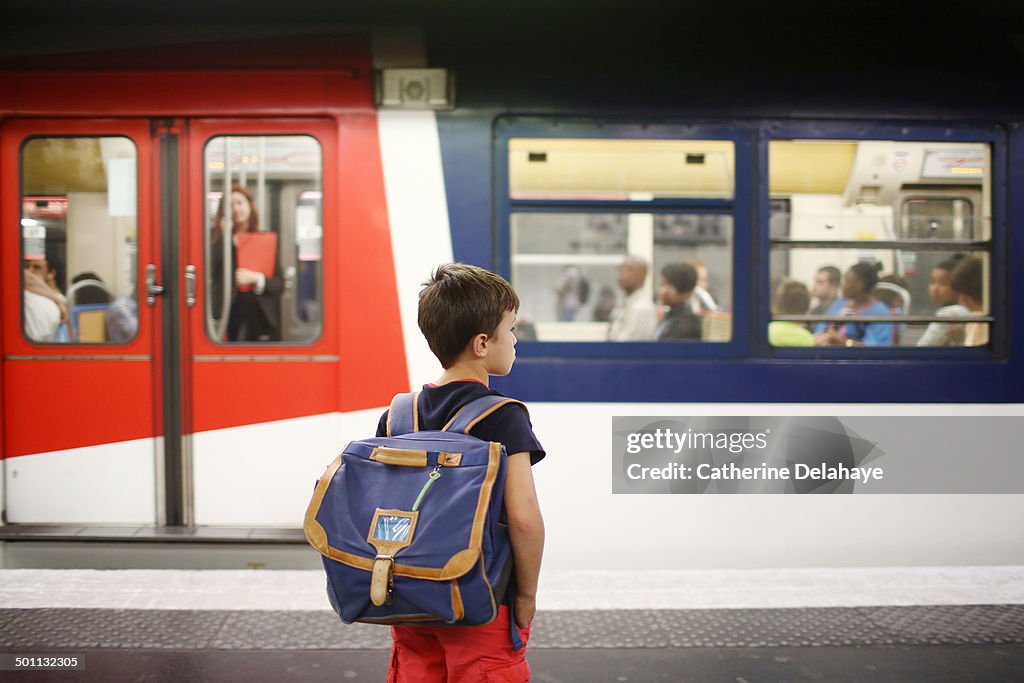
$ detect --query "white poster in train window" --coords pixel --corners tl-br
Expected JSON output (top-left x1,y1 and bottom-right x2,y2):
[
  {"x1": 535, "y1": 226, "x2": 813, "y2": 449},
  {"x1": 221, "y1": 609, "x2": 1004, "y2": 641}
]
[
  {"x1": 23, "y1": 222, "x2": 46, "y2": 260},
  {"x1": 921, "y1": 149, "x2": 985, "y2": 179},
  {"x1": 296, "y1": 206, "x2": 322, "y2": 262}
]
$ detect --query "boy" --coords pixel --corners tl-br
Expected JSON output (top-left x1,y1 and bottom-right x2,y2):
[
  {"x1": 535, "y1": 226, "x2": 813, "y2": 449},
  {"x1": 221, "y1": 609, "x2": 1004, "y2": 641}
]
[
  {"x1": 655, "y1": 262, "x2": 702, "y2": 340},
  {"x1": 768, "y1": 279, "x2": 814, "y2": 347},
  {"x1": 378, "y1": 262, "x2": 545, "y2": 683}
]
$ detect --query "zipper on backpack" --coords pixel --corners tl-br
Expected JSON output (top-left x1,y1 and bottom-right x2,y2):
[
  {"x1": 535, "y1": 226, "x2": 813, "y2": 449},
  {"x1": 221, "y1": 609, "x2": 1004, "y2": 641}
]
[{"x1": 411, "y1": 464, "x2": 443, "y2": 512}]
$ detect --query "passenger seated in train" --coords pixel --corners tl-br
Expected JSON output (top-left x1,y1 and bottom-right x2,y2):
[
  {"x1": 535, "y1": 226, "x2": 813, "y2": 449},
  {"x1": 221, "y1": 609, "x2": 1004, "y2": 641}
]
[
  {"x1": 768, "y1": 279, "x2": 814, "y2": 346},
  {"x1": 23, "y1": 255, "x2": 67, "y2": 343},
  {"x1": 69, "y1": 272, "x2": 113, "y2": 306},
  {"x1": 871, "y1": 274, "x2": 911, "y2": 346},
  {"x1": 23, "y1": 270, "x2": 63, "y2": 343},
  {"x1": 209, "y1": 184, "x2": 283, "y2": 342},
  {"x1": 950, "y1": 255, "x2": 988, "y2": 347},
  {"x1": 917, "y1": 254, "x2": 969, "y2": 347},
  {"x1": 683, "y1": 259, "x2": 719, "y2": 315},
  {"x1": 813, "y1": 262, "x2": 894, "y2": 347},
  {"x1": 810, "y1": 265, "x2": 841, "y2": 316},
  {"x1": 106, "y1": 294, "x2": 139, "y2": 343},
  {"x1": 655, "y1": 262, "x2": 702, "y2": 341},
  {"x1": 608, "y1": 255, "x2": 657, "y2": 341}
]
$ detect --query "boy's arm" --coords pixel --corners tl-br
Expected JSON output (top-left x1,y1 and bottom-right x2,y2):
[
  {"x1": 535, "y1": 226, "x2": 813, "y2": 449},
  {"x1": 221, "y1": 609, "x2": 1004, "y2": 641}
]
[{"x1": 505, "y1": 451, "x2": 545, "y2": 629}]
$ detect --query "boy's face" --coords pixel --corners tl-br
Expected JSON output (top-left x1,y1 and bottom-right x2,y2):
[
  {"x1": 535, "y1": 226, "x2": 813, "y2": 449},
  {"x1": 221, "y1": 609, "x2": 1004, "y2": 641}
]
[
  {"x1": 929, "y1": 267, "x2": 957, "y2": 306},
  {"x1": 658, "y1": 278, "x2": 687, "y2": 307},
  {"x1": 484, "y1": 310, "x2": 518, "y2": 377}
]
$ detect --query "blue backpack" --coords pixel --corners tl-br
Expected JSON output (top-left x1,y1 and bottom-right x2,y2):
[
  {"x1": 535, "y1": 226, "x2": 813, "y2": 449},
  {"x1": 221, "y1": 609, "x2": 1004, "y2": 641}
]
[{"x1": 305, "y1": 391, "x2": 525, "y2": 647}]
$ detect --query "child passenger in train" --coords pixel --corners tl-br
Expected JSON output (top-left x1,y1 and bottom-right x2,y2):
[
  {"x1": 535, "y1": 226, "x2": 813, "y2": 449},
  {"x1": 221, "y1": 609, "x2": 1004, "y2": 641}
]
[
  {"x1": 813, "y1": 262, "x2": 894, "y2": 347},
  {"x1": 655, "y1": 263, "x2": 702, "y2": 340},
  {"x1": 917, "y1": 254, "x2": 969, "y2": 347},
  {"x1": 379, "y1": 263, "x2": 545, "y2": 682},
  {"x1": 768, "y1": 279, "x2": 814, "y2": 346},
  {"x1": 950, "y1": 255, "x2": 988, "y2": 347}
]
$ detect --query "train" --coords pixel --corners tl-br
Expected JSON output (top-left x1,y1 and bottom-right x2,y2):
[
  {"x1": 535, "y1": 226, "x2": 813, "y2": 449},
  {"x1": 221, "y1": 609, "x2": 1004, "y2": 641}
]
[{"x1": 1, "y1": 6, "x2": 1022, "y2": 571}]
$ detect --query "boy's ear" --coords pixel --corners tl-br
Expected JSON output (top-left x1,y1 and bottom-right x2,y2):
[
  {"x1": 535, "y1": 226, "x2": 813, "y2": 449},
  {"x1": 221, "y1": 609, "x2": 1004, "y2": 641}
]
[{"x1": 470, "y1": 332, "x2": 490, "y2": 358}]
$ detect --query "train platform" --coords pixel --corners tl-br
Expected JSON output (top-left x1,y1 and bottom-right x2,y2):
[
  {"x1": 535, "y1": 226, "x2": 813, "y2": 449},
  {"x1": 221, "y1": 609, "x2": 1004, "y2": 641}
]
[{"x1": 1, "y1": 566, "x2": 1023, "y2": 681}]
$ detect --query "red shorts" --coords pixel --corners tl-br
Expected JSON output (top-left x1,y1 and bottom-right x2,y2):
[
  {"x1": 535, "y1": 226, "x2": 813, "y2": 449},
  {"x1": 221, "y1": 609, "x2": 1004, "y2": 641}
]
[{"x1": 386, "y1": 605, "x2": 532, "y2": 682}]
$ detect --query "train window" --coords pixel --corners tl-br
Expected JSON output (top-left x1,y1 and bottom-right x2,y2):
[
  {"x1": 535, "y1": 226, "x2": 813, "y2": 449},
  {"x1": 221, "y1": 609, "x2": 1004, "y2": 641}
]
[
  {"x1": 20, "y1": 136, "x2": 139, "y2": 344},
  {"x1": 508, "y1": 138, "x2": 734, "y2": 343},
  {"x1": 203, "y1": 135, "x2": 322, "y2": 344},
  {"x1": 768, "y1": 140, "x2": 991, "y2": 348}
]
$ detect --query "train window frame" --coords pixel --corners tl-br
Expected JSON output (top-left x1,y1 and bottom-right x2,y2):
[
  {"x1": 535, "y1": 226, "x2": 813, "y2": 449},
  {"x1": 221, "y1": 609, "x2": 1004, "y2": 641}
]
[
  {"x1": 494, "y1": 117, "x2": 756, "y2": 360},
  {"x1": 18, "y1": 134, "x2": 140, "y2": 347},
  {"x1": 758, "y1": 122, "x2": 1006, "y2": 360},
  {"x1": 200, "y1": 133, "x2": 324, "y2": 347}
]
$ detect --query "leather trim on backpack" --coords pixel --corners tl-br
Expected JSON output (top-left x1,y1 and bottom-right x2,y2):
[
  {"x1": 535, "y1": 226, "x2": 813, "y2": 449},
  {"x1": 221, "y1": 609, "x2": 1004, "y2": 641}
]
[
  {"x1": 370, "y1": 447, "x2": 429, "y2": 467},
  {"x1": 304, "y1": 454, "x2": 344, "y2": 555},
  {"x1": 469, "y1": 441, "x2": 503, "y2": 549},
  {"x1": 386, "y1": 391, "x2": 421, "y2": 437},
  {"x1": 318, "y1": 545, "x2": 481, "y2": 580},
  {"x1": 451, "y1": 580, "x2": 465, "y2": 621}
]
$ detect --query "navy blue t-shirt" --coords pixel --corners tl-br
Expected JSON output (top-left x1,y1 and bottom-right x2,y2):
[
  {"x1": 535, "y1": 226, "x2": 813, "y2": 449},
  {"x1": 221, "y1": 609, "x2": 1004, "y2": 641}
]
[{"x1": 376, "y1": 380, "x2": 545, "y2": 465}]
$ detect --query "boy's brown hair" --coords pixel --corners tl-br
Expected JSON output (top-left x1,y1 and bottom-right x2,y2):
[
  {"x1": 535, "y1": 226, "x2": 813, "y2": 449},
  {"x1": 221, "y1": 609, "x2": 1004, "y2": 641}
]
[
  {"x1": 950, "y1": 255, "x2": 984, "y2": 304},
  {"x1": 774, "y1": 278, "x2": 810, "y2": 315},
  {"x1": 418, "y1": 263, "x2": 520, "y2": 368}
]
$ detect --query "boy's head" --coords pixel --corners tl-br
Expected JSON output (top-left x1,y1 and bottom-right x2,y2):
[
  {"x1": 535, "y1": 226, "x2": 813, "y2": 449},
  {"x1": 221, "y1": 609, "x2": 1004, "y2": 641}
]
[
  {"x1": 658, "y1": 262, "x2": 697, "y2": 307},
  {"x1": 950, "y1": 255, "x2": 984, "y2": 310},
  {"x1": 773, "y1": 279, "x2": 810, "y2": 315},
  {"x1": 418, "y1": 263, "x2": 520, "y2": 369}
]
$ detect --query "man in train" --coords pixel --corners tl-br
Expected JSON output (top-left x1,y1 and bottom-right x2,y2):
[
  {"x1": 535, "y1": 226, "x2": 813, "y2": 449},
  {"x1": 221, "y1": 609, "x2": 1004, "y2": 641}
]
[
  {"x1": 608, "y1": 255, "x2": 657, "y2": 341},
  {"x1": 23, "y1": 266, "x2": 65, "y2": 342},
  {"x1": 809, "y1": 265, "x2": 841, "y2": 316}
]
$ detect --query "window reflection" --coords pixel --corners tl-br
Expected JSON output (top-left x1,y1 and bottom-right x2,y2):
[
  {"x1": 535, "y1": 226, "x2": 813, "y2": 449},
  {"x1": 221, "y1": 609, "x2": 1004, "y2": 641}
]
[
  {"x1": 203, "y1": 135, "x2": 322, "y2": 343},
  {"x1": 20, "y1": 137, "x2": 138, "y2": 344}
]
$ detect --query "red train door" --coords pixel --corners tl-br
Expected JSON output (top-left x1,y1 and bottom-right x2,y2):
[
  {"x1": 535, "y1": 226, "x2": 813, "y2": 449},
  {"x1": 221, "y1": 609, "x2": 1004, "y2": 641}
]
[
  {"x1": 180, "y1": 118, "x2": 341, "y2": 526},
  {"x1": 2, "y1": 111, "x2": 401, "y2": 528},
  {"x1": 1, "y1": 118, "x2": 162, "y2": 524}
]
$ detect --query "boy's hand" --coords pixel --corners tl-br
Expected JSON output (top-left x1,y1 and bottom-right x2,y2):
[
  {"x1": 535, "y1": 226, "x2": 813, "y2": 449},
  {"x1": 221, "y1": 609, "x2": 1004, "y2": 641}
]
[{"x1": 514, "y1": 594, "x2": 536, "y2": 629}]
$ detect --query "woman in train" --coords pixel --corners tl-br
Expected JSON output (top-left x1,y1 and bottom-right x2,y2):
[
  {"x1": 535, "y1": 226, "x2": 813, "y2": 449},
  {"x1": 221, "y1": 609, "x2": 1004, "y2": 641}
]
[
  {"x1": 209, "y1": 185, "x2": 283, "y2": 342},
  {"x1": 812, "y1": 261, "x2": 893, "y2": 347}
]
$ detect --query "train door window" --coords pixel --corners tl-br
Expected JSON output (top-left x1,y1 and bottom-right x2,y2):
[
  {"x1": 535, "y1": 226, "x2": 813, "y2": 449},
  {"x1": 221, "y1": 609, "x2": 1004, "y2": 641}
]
[
  {"x1": 20, "y1": 136, "x2": 138, "y2": 344},
  {"x1": 508, "y1": 138, "x2": 735, "y2": 343},
  {"x1": 203, "y1": 135, "x2": 322, "y2": 343},
  {"x1": 768, "y1": 140, "x2": 992, "y2": 349}
]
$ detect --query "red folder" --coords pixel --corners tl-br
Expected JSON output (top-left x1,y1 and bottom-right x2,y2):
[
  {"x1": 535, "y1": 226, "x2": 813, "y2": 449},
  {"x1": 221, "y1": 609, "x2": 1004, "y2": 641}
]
[{"x1": 236, "y1": 232, "x2": 277, "y2": 292}]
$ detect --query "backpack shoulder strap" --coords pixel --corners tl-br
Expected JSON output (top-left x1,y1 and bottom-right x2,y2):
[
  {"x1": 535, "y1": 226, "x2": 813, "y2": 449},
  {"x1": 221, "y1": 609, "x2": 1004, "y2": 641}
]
[
  {"x1": 442, "y1": 394, "x2": 527, "y2": 435},
  {"x1": 386, "y1": 391, "x2": 420, "y2": 436}
]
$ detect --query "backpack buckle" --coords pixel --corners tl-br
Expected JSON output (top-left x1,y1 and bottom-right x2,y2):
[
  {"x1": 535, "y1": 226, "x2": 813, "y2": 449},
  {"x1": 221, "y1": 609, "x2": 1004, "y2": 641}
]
[{"x1": 371, "y1": 555, "x2": 396, "y2": 606}]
